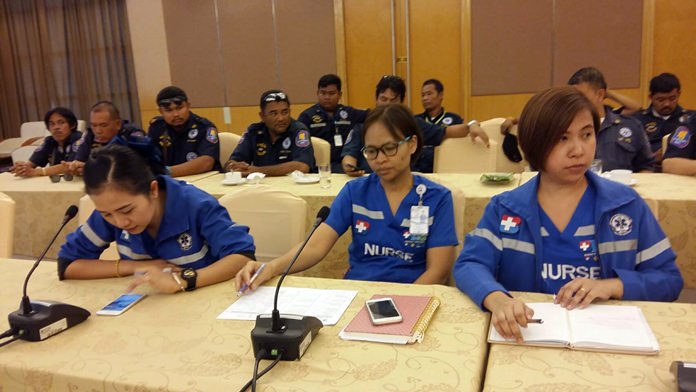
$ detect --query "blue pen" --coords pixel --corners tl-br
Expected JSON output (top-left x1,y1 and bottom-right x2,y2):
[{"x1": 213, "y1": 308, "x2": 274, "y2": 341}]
[{"x1": 237, "y1": 263, "x2": 267, "y2": 296}]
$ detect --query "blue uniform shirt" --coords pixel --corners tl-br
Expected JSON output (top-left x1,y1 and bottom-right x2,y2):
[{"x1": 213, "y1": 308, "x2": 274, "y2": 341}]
[
  {"x1": 230, "y1": 120, "x2": 315, "y2": 169},
  {"x1": 663, "y1": 119, "x2": 696, "y2": 160},
  {"x1": 597, "y1": 106, "x2": 654, "y2": 172},
  {"x1": 74, "y1": 122, "x2": 145, "y2": 162},
  {"x1": 29, "y1": 131, "x2": 82, "y2": 166},
  {"x1": 324, "y1": 174, "x2": 458, "y2": 283},
  {"x1": 415, "y1": 109, "x2": 464, "y2": 127},
  {"x1": 341, "y1": 119, "x2": 446, "y2": 173},
  {"x1": 57, "y1": 176, "x2": 255, "y2": 279},
  {"x1": 632, "y1": 106, "x2": 693, "y2": 153},
  {"x1": 148, "y1": 113, "x2": 222, "y2": 171},
  {"x1": 298, "y1": 103, "x2": 367, "y2": 173},
  {"x1": 538, "y1": 183, "x2": 598, "y2": 293}
]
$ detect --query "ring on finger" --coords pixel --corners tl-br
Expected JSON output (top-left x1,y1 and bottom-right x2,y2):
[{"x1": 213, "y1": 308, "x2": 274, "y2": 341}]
[{"x1": 579, "y1": 287, "x2": 588, "y2": 293}]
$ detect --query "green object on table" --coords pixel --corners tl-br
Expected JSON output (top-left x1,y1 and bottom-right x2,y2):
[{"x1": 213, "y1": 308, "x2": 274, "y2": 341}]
[{"x1": 480, "y1": 172, "x2": 514, "y2": 184}]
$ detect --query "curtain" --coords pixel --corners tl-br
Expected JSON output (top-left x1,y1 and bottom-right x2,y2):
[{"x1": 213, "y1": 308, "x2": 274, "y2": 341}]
[{"x1": 0, "y1": 0, "x2": 139, "y2": 140}]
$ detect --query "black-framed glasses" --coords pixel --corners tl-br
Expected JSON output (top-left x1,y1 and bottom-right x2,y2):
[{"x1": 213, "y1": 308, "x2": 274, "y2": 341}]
[
  {"x1": 49, "y1": 174, "x2": 74, "y2": 183},
  {"x1": 157, "y1": 96, "x2": 187, "y2": 107},
  {"x1": 361, "y1": 135, "x2": 412, "y2": 160},
  {"x1": 263, "y1": 92, "x2": 287, "y2": 102}
]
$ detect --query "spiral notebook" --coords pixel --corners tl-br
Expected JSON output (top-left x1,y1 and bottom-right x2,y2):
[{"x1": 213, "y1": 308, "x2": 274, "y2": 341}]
[{"x1": 338, "y1": 294, "x2": 440, "y2": 344}]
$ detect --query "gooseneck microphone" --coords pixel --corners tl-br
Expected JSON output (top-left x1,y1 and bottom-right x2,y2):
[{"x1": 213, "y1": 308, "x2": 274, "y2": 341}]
[
  {"x1": 7, "y1": 205, "x2": 90, "y2": 342},
  {"x1": 251, "y1": 206, "x2": 330, "y2": 361}
]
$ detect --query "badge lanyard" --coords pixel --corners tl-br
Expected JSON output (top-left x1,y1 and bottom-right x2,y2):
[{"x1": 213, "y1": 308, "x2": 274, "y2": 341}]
[{"x1": 410, "y1": 184, "x2": 429, "y2": 235}]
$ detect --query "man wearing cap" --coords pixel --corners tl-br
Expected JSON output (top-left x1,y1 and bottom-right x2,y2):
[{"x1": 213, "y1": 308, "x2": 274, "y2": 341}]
[
  {"x1": 68, "y1": 101, "x2": 145, "y2": 175},
  {"x1": 225, "y1": 90, "x2": 314, "y2": 176},
  {"x1": 148, "y1": 86, "x2": 221, "y2": 177},
  {"x1": 298, "y1": 74, "x2": 367, "y2": 173},
  {"x1": 416, "y1": 79, "x2": 463, "y2": 127},
  {"x1": 568, "y1": 67, "x2": 654, "y2": 172}
]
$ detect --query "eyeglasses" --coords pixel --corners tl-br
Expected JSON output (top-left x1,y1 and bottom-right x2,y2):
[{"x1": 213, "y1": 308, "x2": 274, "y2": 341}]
[
  {"x1": 361, "y1": 136, "x2": 412, "y2": 160},
  {"x1": 263, "y1": 92, "x2": 287, "y2": 102},
  {"x1": 157, "y1": 96, "x2": 187, "y2": 107},
  {"x1": 49, "y1": 174, "x2": 74, "y2": 183}
]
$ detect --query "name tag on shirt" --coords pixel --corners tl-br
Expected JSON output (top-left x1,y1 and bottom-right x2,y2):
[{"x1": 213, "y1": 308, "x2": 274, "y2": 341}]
[
  {"x1": 410, "y1": 205, "x2": 429, "y2": 235},
  {"x1": 334, "y1": 134, "x2": 343, "y2": 147}
]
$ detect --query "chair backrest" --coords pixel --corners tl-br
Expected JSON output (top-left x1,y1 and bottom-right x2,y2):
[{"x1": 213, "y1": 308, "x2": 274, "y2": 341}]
[
  {"x1": 20, "y1": 121, "x2": 49, "y2": 138},
  {"x1": 77, "y1": 120, "x2": 87, "y2": 132},
  {"x1": 11, "y1": 146, "x2": 37, "y2": 164},
  {"x1": 219, "y1": 132, "x2": 241, "y2": 165},
  {"x1": 311, "y1": 137, "x2": 331, "y2": 168},
  {"x1": 218, "y1": 185, "x2": 307, "y2": 262},
  {"x1": 78, "y1": 195, "x2": 119, "y2": 259},
  {"x1": 480, "y1": 117, "x2": 506, "y2": 145},
  {"x1": 662, "y1": 133, "x2": 670, "y2": 154},
  {"x1": 0, "y1": 192, "x2": 16, "y2": 258},
  {"x1": 434, "y1": 138, "x2": 498, "y2": 173}
]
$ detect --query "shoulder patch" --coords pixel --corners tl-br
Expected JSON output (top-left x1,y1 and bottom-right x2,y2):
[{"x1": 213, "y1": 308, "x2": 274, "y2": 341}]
[
  {"x1": 670, "y1": 126, "x2": 692, "y2": 149},
  {"x1": 206, "y1": 127, "x2": 218, "y2": 144},
  {"x1": 295, "y1": 129, "x2": 310, "y2": 148}
]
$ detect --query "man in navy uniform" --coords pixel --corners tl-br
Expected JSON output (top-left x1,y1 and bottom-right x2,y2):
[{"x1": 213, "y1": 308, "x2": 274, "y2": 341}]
[
  {"x1": 225, "y1": 90, "x2": 314, "y2": 176},
  {"x1": 298, "y1": 74, "x2": 367, "y2": 173},
  {"x1": 416, "y1": 79, "x2": 463, "y2": 127},
  {"x1": 568, "y1": 67, "x2": 654, "y2": 172},
  {"x1": 632, "y1": 73, "x2": 693, "y2": 169},
  {"x1": 662, "y1": 117, "x2": 696, "y2": 176},
  {"x1": 69, "y1": 101, "x2": 145, "y2": 175},
  {"x1": 341, "y1": 75, "x2": 489, "y2": 175},
  {"x1": 148, "y1": 86, "x2": 221, "y2": 177}
]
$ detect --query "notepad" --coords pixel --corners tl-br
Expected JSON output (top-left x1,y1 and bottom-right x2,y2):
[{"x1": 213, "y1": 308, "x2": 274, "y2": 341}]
[
  {"x1": 339, "y1": 294, "x2": 440, "y2": 344},
  {"x1": 487, "y1": 302, "x2": 660, "y2": 355},
  {"x1": 217, "y1": 287, "x2": 357, "y2": 326}
]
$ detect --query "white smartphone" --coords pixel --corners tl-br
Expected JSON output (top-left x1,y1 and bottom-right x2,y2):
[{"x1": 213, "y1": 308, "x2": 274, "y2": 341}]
[
  {"x1": 366, "y1": 297, "x2": 403, "y2": 325},
  {"x1": 96, "y1": 293, "x2": 146, "y2": 316}
]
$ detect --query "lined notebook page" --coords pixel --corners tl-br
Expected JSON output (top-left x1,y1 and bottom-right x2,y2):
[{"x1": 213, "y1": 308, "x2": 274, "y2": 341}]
[
  {"x1": 343, "y1": 295, "x2": 432, "y2": 336},
  {"x1": 569, "y1": 305, "x2": 658, "y2": 350},
  {"x1": 488, "y1": 302, "x2": 570, "y2": 343}
]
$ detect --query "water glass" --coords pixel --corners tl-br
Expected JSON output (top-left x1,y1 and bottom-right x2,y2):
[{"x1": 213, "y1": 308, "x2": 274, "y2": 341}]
[
  {"x1": 590, "y1": 159, "x2": 603, "y2": 174},
  {"x1": 318, "y1": 165, "x2": 331, "y2": 189}
]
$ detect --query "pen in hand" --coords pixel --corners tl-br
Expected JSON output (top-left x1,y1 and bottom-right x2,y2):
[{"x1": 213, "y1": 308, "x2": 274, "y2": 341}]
[
  {"x1": 237, "y1": 263, "x2": 267, "y2": 296},
  {"x1": 527, "y1": 318, "x2": 544, "y2": 324}
]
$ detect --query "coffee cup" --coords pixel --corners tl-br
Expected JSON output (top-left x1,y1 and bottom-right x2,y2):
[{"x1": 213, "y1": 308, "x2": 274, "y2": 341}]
[
  {"x1": 225, "y1": 171, "x2": 242, "y2": 182},
  {"x1": 610, "y1": 169, "x2": 632, "y2": 185}
]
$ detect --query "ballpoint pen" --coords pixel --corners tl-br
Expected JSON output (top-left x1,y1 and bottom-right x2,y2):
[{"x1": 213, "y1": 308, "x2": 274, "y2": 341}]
[{"x1": 237, "y1": 263, "x2": 267, "y2": 296}]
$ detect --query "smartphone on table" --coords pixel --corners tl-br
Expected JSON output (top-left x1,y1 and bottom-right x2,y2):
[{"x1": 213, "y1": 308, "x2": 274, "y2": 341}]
[
  {"x1": 96, "y1": 293, "x2": 146, "y2": 316},
  {"x1": 366, "y1": 297, "x2": 403, "y2": 325}
]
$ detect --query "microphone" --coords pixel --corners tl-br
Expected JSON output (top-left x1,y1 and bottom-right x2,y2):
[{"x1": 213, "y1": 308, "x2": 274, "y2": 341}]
[
  {"x1": 7, "y1": 205, "x2": 90, "y2": 342},
  {"x1": 251, "y1": 206, "x2": 330, "y2": 360}
]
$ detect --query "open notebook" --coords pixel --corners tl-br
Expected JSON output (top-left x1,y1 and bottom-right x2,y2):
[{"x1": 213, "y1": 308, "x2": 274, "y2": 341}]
[
  {"x1": 339, "y1": 295, "x2": 440, "y2": 344},
  {"x1": 488, "y1": 302, "x2": 660, "y2": 355}
]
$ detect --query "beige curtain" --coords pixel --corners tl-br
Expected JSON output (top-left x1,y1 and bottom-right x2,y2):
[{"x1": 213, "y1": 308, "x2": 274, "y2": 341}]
[{"x1": 0, "y1": 0, "x2": 139, "y2": 140}]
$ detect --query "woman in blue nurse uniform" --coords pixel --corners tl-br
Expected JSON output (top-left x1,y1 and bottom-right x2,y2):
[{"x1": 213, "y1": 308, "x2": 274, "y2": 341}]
[
  {"x1": 235, "y1": 103, "x2": 459, "y2": 291},
  {"x1": 58, "y1": 144, "x2": 255, "y2": 293},
  {"x1": 453, "y1": 87, "x2": 683, "y2": 342}
]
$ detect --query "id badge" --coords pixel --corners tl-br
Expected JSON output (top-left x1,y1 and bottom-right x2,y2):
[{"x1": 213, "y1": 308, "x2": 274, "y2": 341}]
[
  {"x1": 409, "y1": 205, "x2": 429, "y2": 235},
  {"x1": 334, "y1": 133, "x2": 343, "y2": 147}
]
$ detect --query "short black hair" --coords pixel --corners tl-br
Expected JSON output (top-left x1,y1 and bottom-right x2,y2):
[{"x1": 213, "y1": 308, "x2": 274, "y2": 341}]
[
  {"x1": 156, "y1": 86, "x2": 188, "y2": 106},
  {"x1": 650, "y1": 73, "x2": 681, "y2": 94},
  {"x1": 567, "y1": 67, "x2": 607, "y2": 90},
  {"x1": 259, "y1": 89, "x2": 290, "y2": 111},
  {"x1": 375, "y1": 75, "x2": 406, "y2": 102},
  {"x1": 318, "y1": 74, "x2": 342, "y2": 91},
  {"x1": 422, "y1": 79, "x2": 444, "y2": 93},
  {"x1": 90, "y1": 101, "x2": 121, "y2": 120},
  {"x1": 44, "y1": 107, "x2": 78, "y2": 131}
]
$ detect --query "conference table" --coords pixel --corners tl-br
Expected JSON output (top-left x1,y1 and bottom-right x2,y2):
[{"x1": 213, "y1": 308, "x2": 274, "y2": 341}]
[
  {"x1": 483, "y1": 291, "x2": 696, "y2": 391},
  {"x1": 0, "y1": 258, "x2": 490, "y2": 391}
]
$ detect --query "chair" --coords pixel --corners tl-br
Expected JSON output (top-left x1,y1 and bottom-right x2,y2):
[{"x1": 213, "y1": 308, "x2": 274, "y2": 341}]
[
  {"x1": 480, "y1": 117, "x2": 506, "y2": 145},
  {"x1": 0, "y1": 192, "x2": 16, "y2": 258},
  {"x1": 662, "y1": 133, "x2": 670, "y2": 154},
  {"x1": 219, "y1": 132, "x2": 241, "y2": 165},
  {"x1": 311, "y1": 137, "x2": 331, "y2": 168},
  {"x1": 434, "y1": 138, "x2": 498, "y2": 173},
  {"x1": 218, "y1": 185, "x2": 307, "y2": 262},
  {"x1": 77, "y1": 120, "x2": 87, "y2": 132},
  {"x1": 20, "y1": 121, "x2": 49, "y2": 138},
  {"x1": 11, "y1": 146, "x2": 37, "y2": 165},
  {"x1": 78, "y1": 195, "x2": 119, "y2": 259}
]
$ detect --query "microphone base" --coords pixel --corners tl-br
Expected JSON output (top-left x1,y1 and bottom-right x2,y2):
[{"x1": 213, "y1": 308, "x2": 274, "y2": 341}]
[
  {"x1": 251, "y1": 314, "x2": 323, "y2": 361},
  {"x1": 8, "y1": 300, "x2": 90, "y2": 342}
]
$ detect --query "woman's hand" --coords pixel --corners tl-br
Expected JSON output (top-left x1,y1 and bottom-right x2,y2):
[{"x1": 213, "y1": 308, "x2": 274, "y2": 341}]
[
  {"x1": 483, "y1": 291, "x2": 535, "y2": 343},
  {"x1": 125, "y1": 265, "x2": 184, "y2": 294},
  {"x1": 119, "y1": 258, "x2": 180, "y2": 276},
  {"x1": 10, "y1": 162, "x2": 39, "y2": 177},
  {"x1": 556, "y1": 278, "x2": 624, "y2": 310},
  {"x1": 234, "y1": 261, "x2": 276, "y2": 295}
]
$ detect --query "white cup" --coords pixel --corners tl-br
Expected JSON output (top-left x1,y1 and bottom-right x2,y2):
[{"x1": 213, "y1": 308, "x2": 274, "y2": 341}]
[
  {"x1": 610, "y1": 169, "x2": 632, "y2": 185},
  {"x1": 225, "y1": 171, "x2": 242, "y2": 182}
]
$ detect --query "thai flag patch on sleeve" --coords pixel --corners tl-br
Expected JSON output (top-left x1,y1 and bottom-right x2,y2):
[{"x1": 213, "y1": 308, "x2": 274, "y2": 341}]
[{"x1": 499, "y1": 214, "x2": 521, "y2": 234}]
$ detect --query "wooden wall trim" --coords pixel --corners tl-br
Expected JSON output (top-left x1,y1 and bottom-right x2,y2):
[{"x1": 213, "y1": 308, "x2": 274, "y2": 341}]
[
  {"x1": 641, "y1": 0, "x2": 655, "y2": 108},
  {"x1": 333, "y1": 0, "x2": 348, "y2": 102}
]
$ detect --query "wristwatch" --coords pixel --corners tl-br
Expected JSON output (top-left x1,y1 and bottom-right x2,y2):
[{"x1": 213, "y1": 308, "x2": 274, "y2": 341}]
[
  {"x1": 467, "y1": 119, "x2": 480, "y2": 127},
  {"x1": 181, "y1": 268, "x2": 198, "y2": 291}
]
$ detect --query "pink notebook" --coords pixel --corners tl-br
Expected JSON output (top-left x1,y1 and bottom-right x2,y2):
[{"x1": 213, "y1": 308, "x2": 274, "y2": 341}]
[{"x1": 339, "y1": 294, "x2": 440, "y2": 344}]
